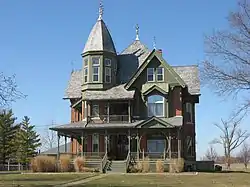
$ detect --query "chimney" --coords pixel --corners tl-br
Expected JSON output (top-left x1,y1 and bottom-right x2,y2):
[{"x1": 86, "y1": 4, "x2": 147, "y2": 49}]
[{"x1": 157, "y1": 49, "x2": 163, "y2": 56}]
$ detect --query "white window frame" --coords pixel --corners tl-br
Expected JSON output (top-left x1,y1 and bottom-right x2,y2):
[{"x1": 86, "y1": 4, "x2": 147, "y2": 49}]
[
  {"x1": 104, "y1": 58, "x2": 111, "y2": 66},
  {"x1": 147, "y1": 68, "x2": 155, "y2": 82},
  {"x1": 91, "y1": 104, "x2": 99, "y2": 117},
  {"x1": 92, "y1": 57, "x2": 100, "y2": 82},
  {"x1": 147, "y1": 95, "x2": 165, "y2": 117},
  {"x1": 105, "y1": 67, "x2": 111, "y2": 83},
  {"x1": 84, "y1": 67, "x2": 88, "y2": 83},
  {"x1": 92, "y1": 57, "x2": 100, "y2": 66},
  {"x1": 156, "y1": 67, "x2": 164, "y2": 81},
  {"x1": 185, "y1": 103, "x2": 193, "y2": 122},
  {"x1": 92, "y1": 133, "x2": 99, "y2": 153}
]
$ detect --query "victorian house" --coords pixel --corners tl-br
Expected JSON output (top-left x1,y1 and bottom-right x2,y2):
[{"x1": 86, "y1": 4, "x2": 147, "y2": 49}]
[{"x1": 51, "y1": 4, "x2": 200, "y2": 172}]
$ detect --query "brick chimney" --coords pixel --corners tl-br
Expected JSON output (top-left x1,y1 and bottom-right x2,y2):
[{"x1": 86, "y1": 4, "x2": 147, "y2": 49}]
[{"x1": 157, "y1": 49, "x2": 163, "y2": 56}]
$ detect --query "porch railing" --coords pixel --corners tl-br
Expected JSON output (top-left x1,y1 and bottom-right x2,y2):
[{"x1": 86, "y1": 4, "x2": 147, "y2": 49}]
[
  {"x1": 101, "y1": 152, "x2": 108, "y2": 173},
  {"x1": 130, "y1": 151, "x2": 179, "y2": 160},
  {"x1": 125, "y1": 150, "x2": 131, "y2": 172},
  {"x1": 75, "y1": 152, "x2": 105, "y2": 159},
  {"x1": 89, "y1": 115, "x2": 129, "y2": 123}
]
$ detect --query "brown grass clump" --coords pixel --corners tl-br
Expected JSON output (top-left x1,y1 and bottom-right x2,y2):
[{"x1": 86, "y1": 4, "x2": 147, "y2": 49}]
[
  {"x1": 142, "y1": 157, "x2": 150, "y2": 173},
  {"x1": 31, "y1": 156, "x2": 56, "y2": 172},
  {"x1": 156, "y1": 159, "x2": 164, "y2": 173},
  {"x1": 73, "y1": 156, "x2": 86, "y2": 172},
  {"x1": 60, "y1": 155, "x2": 72, "y2": 172},
  {"x1": 169, "y1": 158, "x2": 184, "y2": 173}
]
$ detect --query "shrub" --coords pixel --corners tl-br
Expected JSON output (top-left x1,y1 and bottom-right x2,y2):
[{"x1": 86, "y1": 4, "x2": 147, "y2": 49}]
[
  {"x1": 169, "y1": 158, "x2": 184, "y2": 173},
  {"x1": 156, "y1": 159, "x2": 164, "y2": 173},
  {"x1": 73, "y1": 156, "x2": 86, "y2": 172},
  {"x1": 31, "y1": 156, "x2": 56, "y2": 172},
  {"x1": 60, "y1": 155, "x2": 72, "y2": 172}
]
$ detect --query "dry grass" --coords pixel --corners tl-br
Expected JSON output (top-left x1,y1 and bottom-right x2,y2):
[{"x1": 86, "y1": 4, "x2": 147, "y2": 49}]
[
  {"x1": 142, "y1": 157, "x2": 150, "y2": 173},
  {"x1": 169, "y1": 158, "x2": 184, "y2": 173},
  {"x1": 31, "y1": 156, "x2": 56, "y2": 172},
  {"x1": 156, "y1": 159, "x2": 164, "y2": 173},
  {"x1": 60, "y1": 155, "x2": 72, "y2": 172},
  {"x1": 73, "y1": 156, "x2": 86, "y2": 172}
]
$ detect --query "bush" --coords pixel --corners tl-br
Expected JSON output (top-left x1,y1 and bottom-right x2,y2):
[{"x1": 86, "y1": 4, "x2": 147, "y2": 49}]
[
  {"x1": 31, "y1": 156, "x2": 56, "y2": 172},
  {"x1": 156, "y1": 159, "x2": 164, "y2": 173},
  {"x1": 60, "y1": 155, "x2": 72, "y2": 172},
  {"x1": 142, "y1": 157, "x2": 150, "y2": 173},
  {"x1": 169, "y1": 158, "x2": 184, "y2": 173},
  {"x1": 74, "y1": 156, "x2": 86, "y2": 172}
]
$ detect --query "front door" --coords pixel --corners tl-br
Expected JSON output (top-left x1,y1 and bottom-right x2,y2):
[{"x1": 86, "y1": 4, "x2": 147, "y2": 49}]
[{"x1": 108, "y1": 134, "x2": 128, "y2": 160}]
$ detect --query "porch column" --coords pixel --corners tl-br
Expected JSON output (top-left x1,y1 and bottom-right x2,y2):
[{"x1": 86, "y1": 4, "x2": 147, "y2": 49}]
[
  {"x1": 128, "y1": 100, "x2": 131, "y2": 123},
  {"x1": 82, "y1": 101, "x2": 84, "y2": 121},
  {"x1": 177, "y1": 129, "x2": 181, "y2": 158},
  {"x1": 128, "y1": 129, "x2": 131, "y2": 153},
  {"x1": 64, "y1": 136, "x2": 67, "y2": 153},
  {"x1": 168, "y1": 131, "x2": 171, "y2": 159},
  {"x1": 107, "y1": 102, "x2": 110, "y2": 123},
  {"x1": 57, "y1": 133, "x2": 60, "y2": 167},
  {"x1": 136, "y1": 131, "x2": 139, "y2": 160},
  {"x1": 85, "y1": 101, "x2": 89, "y2": 121},
  {"x1": 105, "y1": 130, "x2": 108, "y2": 153},
  {"x1": 81, "y1": 132, "x2": 84, "y2": 157}
]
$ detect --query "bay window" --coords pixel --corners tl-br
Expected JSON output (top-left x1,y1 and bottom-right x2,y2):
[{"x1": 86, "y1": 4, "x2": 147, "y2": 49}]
[
  {"x1": 92, "y1": 104, "x2": 99, "y2": 117},
  {"x1": 92, "y1": 57, "x2": 100, "y2": 82},
  {"x1": 84, "y1": 58, "x2": 88, "y2": 83},
  {"x1": 105, "y1": 67, "x2": 111, "y2": 83}
]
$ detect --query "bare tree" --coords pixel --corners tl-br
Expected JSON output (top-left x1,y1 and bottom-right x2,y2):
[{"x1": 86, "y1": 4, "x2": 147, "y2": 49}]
[
  {"x1": 239, "y1": 143, "x2": 250, "y2": 169},
  {"x1": 212, "y1": 116, "x2": 250, "y2": 169},
  {"x1": 205, "y1": 145, "x2": 218, "y2": 161},
  {"x1": 0, "y1": 72, "x2": 25, "y2": 107},
  {"x1": 201, "y1": 0, "x2": 250, "y2": 115}
]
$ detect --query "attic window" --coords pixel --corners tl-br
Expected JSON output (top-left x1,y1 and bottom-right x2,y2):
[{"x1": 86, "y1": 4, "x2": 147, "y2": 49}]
[
  {"x1": 147, "y1": 68, "x2": 154, "y2": 82},
  {"x1": 156, "y1": 67, "x2": 164, "y2": 81}
]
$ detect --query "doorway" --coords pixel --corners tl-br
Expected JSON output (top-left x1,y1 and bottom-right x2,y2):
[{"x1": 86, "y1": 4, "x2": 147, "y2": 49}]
[{"x1": 108, "y1": 134, "x2": 128, "y2": 160}]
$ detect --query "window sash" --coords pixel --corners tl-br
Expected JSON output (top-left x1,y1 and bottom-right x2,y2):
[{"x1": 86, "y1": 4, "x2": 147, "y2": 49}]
[
  {"x1": 105, "y1": 58, "x2": 111, "y2": 66},
  {"x1": 92, "y1": 104, "x2": 99, "y2": 117},
  {"x1": 92, "y1": 57, "x2": 100, "y2": 66},
  {"x1": 147, "y1": 68, "x2": 154, "y2": 82},
  {"x1": 156, "y1": 67, "x2": 164, "y2": 81},
  {"x1": 84, "y1": 68, "x2": 88, "y2": 82},
  {"x1": 148, "y1": 103, "x2": 164, "y2": 117},
  {"x1": 105, "y1": 67, "x2": 111, "y2": 83},
  {"x1": 92, "y1": 67, "x2": 99, "y2": 82}
]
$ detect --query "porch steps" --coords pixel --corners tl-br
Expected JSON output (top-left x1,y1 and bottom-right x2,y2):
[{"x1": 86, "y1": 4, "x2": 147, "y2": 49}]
[
  {"x1": 85, "y1": 159, "x2": 102, "y2": 171},
  {"x1": 106, "y1": 160, "x2": 126, "y2": 173}
]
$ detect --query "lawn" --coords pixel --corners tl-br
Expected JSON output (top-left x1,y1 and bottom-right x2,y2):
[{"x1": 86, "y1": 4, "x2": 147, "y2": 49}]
[
  {"x1": 82, "y1": 172, "x2": 250, "y2": 187},
  {"x1": 0, "y1": 173, "x2": 98, "y2": 187}
]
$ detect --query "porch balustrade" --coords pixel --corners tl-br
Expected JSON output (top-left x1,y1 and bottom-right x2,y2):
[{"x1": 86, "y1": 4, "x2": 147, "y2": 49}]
[{"x1": 89, "y1": 115, "x2": 129, "y2": 123}]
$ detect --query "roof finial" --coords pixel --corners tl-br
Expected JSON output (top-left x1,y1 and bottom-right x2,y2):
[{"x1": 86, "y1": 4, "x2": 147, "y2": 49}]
[
  {"x1": 98, "y1": 0, "x2": 104, "y2": 20},
  {"x1": 135, "y1": 24, "x2": 140, "y2": 41},
  {"x1": 153, "y1": 36, "x2": 157, "y2": 49}
]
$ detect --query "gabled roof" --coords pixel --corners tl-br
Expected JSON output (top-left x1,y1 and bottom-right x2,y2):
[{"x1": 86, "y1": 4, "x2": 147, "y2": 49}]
[
  {"x1": 64, "y1": 70, "x2": 82, "y2": 99},
  {"x1": 125, "y1": 49, "x2": 186, "y2": 90},
  {"x1": 82, "y1": 19, "x2": 116, "y2": 54}
]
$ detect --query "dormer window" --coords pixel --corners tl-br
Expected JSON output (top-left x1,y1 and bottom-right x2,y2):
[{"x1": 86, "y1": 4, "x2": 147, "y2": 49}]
[
  {"x1": 105, "y1": 58, "x2": 111, "y2": 66},
  {"x1": 92, "y1": 57, "x2": 100, "y2": 82},
  {"x1": 147, "y1": 68, "x2": 154, "y2": 82},
  {"x1": 156, "y1": 67, "x2": 164, "y2": 81}
]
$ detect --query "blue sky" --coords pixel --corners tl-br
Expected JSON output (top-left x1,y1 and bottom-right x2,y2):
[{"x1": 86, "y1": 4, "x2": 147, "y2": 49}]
[{"x1": 0, "y1": 0, "x2": 247, "y2": 158}]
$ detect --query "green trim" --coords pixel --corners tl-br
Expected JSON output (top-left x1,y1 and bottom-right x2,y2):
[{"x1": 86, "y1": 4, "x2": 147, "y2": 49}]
[
  {"x1": 125, "y1": 49, "x2": 186, "y2": 90},
  {"x1": 143, "y1": 85, "x2": 168, "y2": 96},
  {"x1": 135, "y1": 116, "x2": 175, "y2": 128}
]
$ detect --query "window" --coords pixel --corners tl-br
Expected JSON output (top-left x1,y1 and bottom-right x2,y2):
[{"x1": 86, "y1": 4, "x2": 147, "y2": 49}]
[
  {"x1": 186, "y1": 136, "x2": 193, "y2": 156},
  {"x1": 156, "y1": 67, "x2": 164, "y2": 81},
  {"x1": 92, "y1": 57, "x2": 100, "y2": 66},
  {"x1": 147, "y1": 139, "x2": 165, "y2": 153},
  {"x1": 104, "y1": 58, "x2": 111, "y2": 66},
  {"x1": 185, "y1": 103, "x2": 193, "y2": 122},
  {"x1": 84, "y1": 58, "x2": 88, "y2": 67},
  {"x1": 147, "y1": 95, "x2": 164, "y2": 117},
  {"x1": 147, "y1": 68, "x2": 154, "y2": 82},
  {"x1": 92, "y1": 104, "x2": 99, "y2": 117},
  {"x1": 92, "y1": 134, "x2": 99, "y2": 153},
  {"x1": 93, "y1": 67, "x2": 99, "y2": 82},
  {"x1": 84, "y1": 67, "x2": 88, "y2": 82},
  {"x1": 105, "y1": 67, "x2": 111, "y2": 83}
]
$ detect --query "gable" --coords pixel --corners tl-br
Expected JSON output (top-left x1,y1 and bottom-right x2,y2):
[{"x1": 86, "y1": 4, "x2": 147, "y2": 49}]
[
  {"x1": 135, "y1": 117, "x2": 176, "y2": 128},
  {"x1": 125, "y1": 50, "x2": 186, "y2": 90},
  {"x1": 142, "y1": 85, "x2": 168, "y2": 96}
]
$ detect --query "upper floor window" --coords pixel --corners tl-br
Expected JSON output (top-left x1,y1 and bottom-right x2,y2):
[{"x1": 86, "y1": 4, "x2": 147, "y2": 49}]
[
  {"x1": 185, "y1": 103, "x2": 193, "y2": 122},
  {"x1": 92, "y1": 104, "x2": 99, "y2": 117},
  {"x1": 147, "y1": 95, "x2": 164, "y2": 117},
  {"x1": 147, "y1": 68, "x2": 155, "y2": 82},
  {"x1": 84, "y1": 68, "x2": 88, "y2": 82},
  {"x1": 105, "y1": 67, "x2": 111, "y2": 83},
  {"x1": 186, "y1": 136, "x2": 194, "y2": 156},
  {"x1": 156, "y1": 67, "x2": 164, "y2": 81},
  {"x1": 105, "y1": 58, "x2": 111, "y2": 66},
  {"x1": 92, "y1": 57, "x2": 100, "y2": 66},
  {"x1": 84, "y1": 58, "x2": 88, "y2": 67}
]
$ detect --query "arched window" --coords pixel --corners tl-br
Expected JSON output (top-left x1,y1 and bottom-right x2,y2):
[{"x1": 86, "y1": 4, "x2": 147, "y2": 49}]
[{"x1": 147, "y1": 95, "x2": 165, "y2": 117}]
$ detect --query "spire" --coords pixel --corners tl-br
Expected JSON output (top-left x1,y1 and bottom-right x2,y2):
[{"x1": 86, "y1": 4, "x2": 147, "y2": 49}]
[
  {"x1": 135, "y1": 24, "x2": 140, "y2": 41},
  {"x1": 98, "y1": 0, "x2": 104, "y2": 21},
  {"x1": 153, "y1": 36, "x2": 157, "y2": 49}
]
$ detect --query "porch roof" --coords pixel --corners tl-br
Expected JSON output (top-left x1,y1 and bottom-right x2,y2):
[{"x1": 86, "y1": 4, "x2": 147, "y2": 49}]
[{"x1": 50, "y1": 116, "x2": 183, "y2": 132}]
